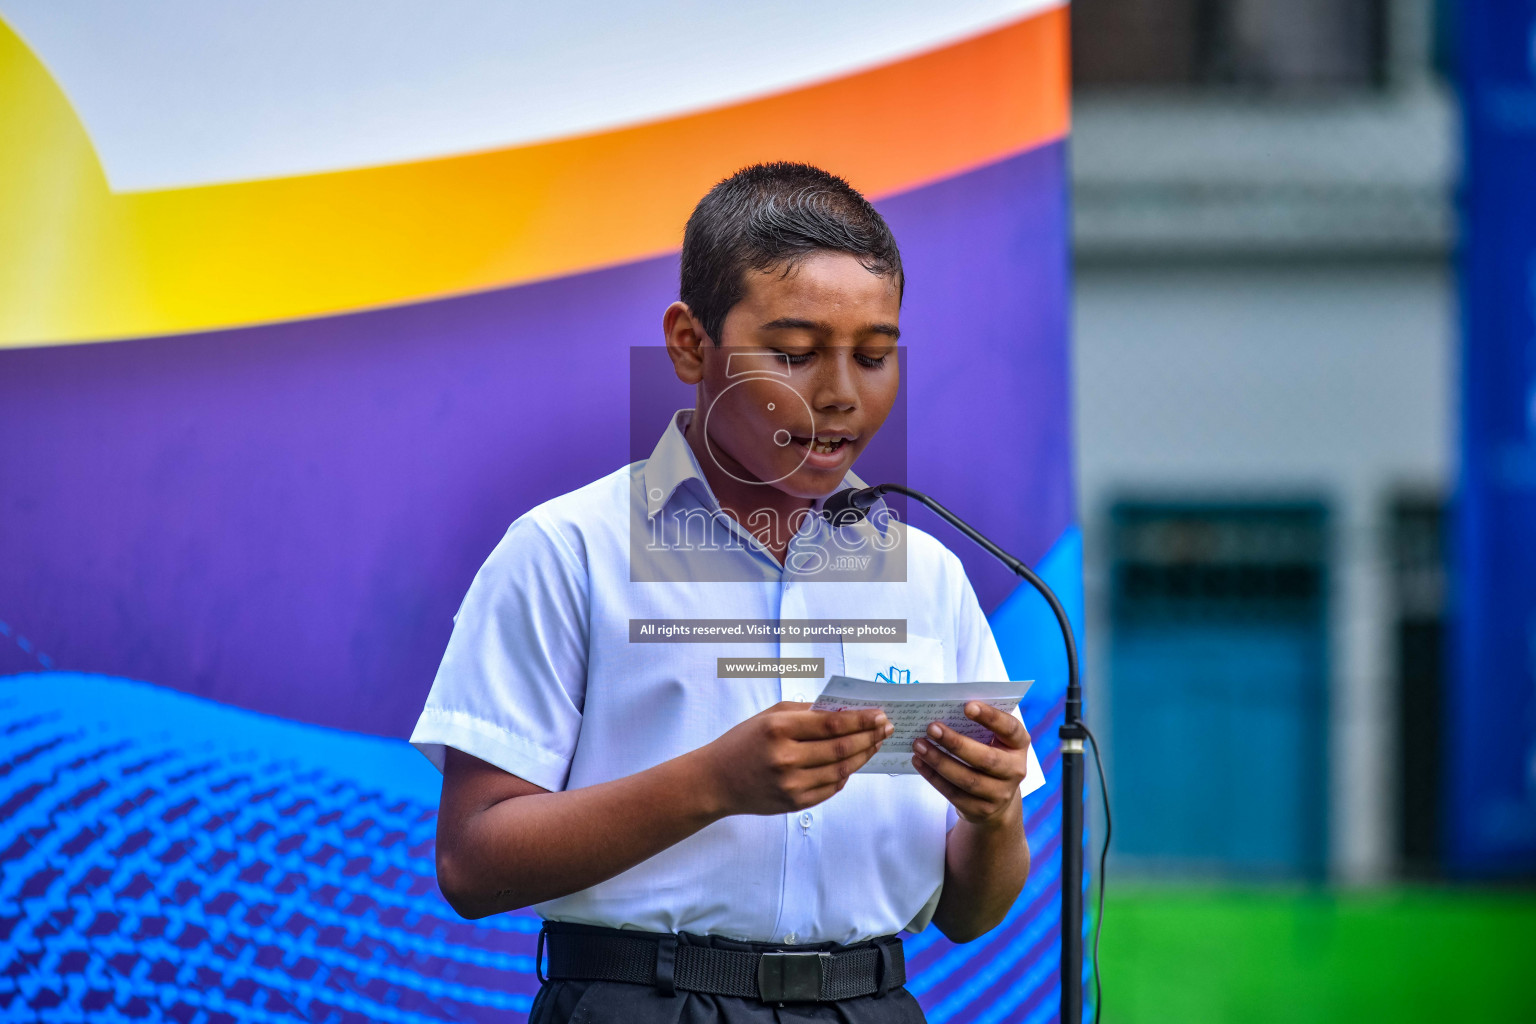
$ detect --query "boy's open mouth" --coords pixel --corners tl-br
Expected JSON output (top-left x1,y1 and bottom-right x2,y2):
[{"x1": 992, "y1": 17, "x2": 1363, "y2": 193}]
[{"x1": 791, "y1": 435, "x2": 853, "y2": 456}]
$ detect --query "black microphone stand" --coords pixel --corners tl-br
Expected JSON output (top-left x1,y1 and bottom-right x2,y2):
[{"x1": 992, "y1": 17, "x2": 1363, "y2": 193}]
[{"x1": 825, "y1": 483, "x2": 1089, "y2": 1024}]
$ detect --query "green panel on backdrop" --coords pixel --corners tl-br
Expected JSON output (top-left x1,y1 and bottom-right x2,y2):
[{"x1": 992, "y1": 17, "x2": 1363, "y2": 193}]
[{"x1": 1099, "y1": 887, "x2": 1536, "y2": 1023}]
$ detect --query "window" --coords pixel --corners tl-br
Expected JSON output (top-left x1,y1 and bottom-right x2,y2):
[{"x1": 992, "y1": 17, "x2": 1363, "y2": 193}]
[
  {"x1": 1108, "y1": 500, "x2": 1330, "y2": 878},
  {"x1": 1073, "y1": 0, "x2": 1389, "y2": 90}
]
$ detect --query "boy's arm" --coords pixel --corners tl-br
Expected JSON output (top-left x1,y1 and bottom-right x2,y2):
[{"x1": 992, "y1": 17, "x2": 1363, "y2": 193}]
[
  {"x1": 434, "y1": 702, "x2": 892, "y2": 920},
  {"x1": 913, "y1": 703, "x2": 1034, "y2": 943}
]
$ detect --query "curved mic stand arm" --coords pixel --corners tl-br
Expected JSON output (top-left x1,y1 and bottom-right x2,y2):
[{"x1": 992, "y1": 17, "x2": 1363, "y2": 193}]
[
  {"x1": 863, "y1": 484, "x2": 1079, "y2": 718},
  {"x1": 863, "y1": 482, "x2": 1092, "y2": 1024}
]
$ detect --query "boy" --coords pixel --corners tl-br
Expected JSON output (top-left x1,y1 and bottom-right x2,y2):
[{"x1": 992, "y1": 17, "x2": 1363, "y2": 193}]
[{"x1": 411, "y1": 163, "x2": 1043, "y2": 1024}]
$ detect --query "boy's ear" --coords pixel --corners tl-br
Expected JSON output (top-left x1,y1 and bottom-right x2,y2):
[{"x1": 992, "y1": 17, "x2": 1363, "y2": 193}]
[{"x1": 663, "y1": 301, "x2": 710, "y2": 385}]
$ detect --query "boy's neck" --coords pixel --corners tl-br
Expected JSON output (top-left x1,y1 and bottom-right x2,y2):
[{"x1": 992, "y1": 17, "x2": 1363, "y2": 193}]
[{"x1": 683, "y1": 411, "x2": 814, "y2": 567}]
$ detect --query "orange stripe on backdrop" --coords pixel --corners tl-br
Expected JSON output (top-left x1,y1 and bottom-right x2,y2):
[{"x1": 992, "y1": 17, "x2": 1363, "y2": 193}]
[{"x1": 0, "y1": 6, "x2": 1068, "y2": 348}]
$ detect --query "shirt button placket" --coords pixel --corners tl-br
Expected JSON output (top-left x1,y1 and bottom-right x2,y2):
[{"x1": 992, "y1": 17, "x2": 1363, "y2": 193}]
[{"x1": 775, "y1": 576, "x2": 821, "y2": 944}]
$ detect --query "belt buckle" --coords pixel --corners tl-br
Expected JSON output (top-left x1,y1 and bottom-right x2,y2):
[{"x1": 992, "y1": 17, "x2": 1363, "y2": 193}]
[{"x1": 757, "y1": 951, "x2": 829, "y2": 1004}]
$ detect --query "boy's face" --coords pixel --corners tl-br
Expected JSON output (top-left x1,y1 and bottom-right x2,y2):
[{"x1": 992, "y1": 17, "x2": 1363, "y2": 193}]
[{"x1": 671, "y1": 251, "x2": 901, "y2": 500}]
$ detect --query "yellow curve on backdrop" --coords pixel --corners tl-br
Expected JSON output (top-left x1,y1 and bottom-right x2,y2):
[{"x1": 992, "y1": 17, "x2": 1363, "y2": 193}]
[{"x1": 0, "y1": 10, "x2": 1068, "y2": 349}]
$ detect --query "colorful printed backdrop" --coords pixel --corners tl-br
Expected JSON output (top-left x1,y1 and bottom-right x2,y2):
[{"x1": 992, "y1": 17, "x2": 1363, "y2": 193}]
[{"x1": 0, "y1": 4, "x2": 1079, "y2": 1021}]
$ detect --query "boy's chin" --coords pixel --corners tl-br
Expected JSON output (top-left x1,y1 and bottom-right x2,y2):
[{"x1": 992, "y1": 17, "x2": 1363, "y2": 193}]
[{"x1": 770, "y1": 467, "x2": 853, "y2": 501}]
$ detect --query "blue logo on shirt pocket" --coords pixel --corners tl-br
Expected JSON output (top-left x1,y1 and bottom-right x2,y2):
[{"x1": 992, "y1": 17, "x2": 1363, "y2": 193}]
[{"x1": 845, "y1": 634, "x2": 947, "y2": 691}]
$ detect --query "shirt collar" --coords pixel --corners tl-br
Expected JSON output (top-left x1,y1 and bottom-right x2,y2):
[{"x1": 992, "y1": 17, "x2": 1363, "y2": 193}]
[{"x1": 642, "y1": 408, "x2": 888, "y2": 533}]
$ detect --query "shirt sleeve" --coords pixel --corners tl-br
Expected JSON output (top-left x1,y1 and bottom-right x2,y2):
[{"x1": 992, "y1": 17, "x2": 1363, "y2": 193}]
[
  {"x1": 949, "y1": 551, "x2": 1048, "y2": 821},
  {"x1": 409, "y1": 514, "x2": 589, "y2": 792}
]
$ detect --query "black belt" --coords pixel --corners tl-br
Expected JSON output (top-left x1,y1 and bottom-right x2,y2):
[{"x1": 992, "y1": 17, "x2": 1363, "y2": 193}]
[{"x1": 538, "y1": 922, "x2": 907, "y2": 1004}]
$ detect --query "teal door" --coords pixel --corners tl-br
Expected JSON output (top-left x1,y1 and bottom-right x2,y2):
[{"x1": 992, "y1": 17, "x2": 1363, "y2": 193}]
[{"x1": 1108, "y1": 502, "x2": 1330, "y2": 879}]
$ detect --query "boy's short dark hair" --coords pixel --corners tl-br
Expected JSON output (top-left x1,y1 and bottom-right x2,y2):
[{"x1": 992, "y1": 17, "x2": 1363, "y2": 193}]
[{"x1": 680, "y1": 162, "x2": 904, "y2": 346}]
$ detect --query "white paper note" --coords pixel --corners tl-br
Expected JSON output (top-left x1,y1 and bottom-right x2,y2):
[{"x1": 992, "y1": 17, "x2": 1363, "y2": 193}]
[{"x1": 811, "y1": 675, "x2": 1032, "y2": 774}]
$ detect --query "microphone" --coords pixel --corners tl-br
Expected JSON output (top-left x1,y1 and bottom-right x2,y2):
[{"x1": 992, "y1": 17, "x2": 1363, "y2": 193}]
[
  {"x1": 819, "y1": 485, "x2": 883, "y2": 527},
  {"x1": 821, "y1": 482, "x2": 1105, "y2": 1024},
  {"x1": 821, "y1": 484, "x2": 1030, "y2": 577}
]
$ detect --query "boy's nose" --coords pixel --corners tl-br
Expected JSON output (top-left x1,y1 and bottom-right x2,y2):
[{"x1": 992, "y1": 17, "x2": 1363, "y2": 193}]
[{"x1": 811, "y1": 355, "x2": 859, "y2": 411}]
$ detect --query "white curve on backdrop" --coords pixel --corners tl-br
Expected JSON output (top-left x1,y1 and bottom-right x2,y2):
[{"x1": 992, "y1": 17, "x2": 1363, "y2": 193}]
[{"x1": 0, "y1": 0, "x2": 1063, "y2": 193}]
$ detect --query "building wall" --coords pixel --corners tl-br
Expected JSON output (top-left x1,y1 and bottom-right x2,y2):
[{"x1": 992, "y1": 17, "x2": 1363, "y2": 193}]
[{"x1": 1074, "y1": 259, "x2": 1454, "y2": 880}]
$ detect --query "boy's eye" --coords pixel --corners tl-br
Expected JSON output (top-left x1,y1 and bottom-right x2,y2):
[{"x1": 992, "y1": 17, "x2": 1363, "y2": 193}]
[{"x1": 772, "y1": 349, "x2": 888, "y2": 367}]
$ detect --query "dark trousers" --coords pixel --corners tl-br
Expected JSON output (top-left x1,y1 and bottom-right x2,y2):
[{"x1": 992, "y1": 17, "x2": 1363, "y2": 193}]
[{"x1": 529, "y1": 928, "x2": 928, "y2": 1024}]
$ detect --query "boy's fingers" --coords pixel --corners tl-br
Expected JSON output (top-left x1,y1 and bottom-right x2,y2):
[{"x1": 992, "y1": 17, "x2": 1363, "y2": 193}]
[
  {"x1": 846, "y1": 736, "x2": 884, "y2": 772},
  {"x1": 803, "y1": 737, "x2": 883, "y2": 788},
  {"x1": 922, "y1": 724, "x2": 1009, "y2": 779},
  {"x1": 756, "y1": 701, "x2": 810, "y2": 718},
  {"x1": 797, "y1": 780, "x2": 844, "y2": 808},
  {"x1": 912, "y1": 757, "x2": 989, "y2": 818},
  {"x1": 913, "y1": 737, "x2": 1011, "y2": 800},
  {"x1": 786, "y1": 708, "x2": 887, "y2": 740},
  {"x1": 796, "y1": 725, "x2": 891, "y2": 768},
  {"x1": 963, "y1": 703, "x2": 1030, "y2": 749}
]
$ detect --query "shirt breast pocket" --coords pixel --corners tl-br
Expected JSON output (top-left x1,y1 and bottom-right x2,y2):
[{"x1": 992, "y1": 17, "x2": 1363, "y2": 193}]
[
  {"x1": 834, "y1": 631, "x2": 954, "y2": 931},
  {"x1": 840, "y1": 632, "x2": 949, "y2": 687}
]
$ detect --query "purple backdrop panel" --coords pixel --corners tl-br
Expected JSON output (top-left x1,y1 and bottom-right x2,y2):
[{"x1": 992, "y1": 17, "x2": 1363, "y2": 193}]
[
  {"x1": 0, "y1": 260, "x2": 668, "y2": 734},
  {"x1": 0, "y1": 142, "x2": 1070, "y2": 736},
  {"x1": 882, "y1": 145, "x2": 1074, "y2": 611}
]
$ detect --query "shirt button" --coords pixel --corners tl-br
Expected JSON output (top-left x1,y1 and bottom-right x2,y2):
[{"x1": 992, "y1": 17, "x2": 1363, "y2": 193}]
[
  {"x1": 783, "y1": 932, "x2": 798, "y2": 944},
  {"x1": 799, "y1": 811, "x2": 813, "y2": 828}
]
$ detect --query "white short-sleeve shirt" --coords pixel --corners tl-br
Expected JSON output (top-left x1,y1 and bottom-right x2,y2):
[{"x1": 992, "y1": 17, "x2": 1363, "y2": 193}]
[{"x1": 411, "y1": 409, "x2": 1044, "y2": 944}]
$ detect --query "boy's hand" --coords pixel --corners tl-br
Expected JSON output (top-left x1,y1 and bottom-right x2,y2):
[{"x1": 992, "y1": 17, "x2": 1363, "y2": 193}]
[
  {"x1": 700, "y1": 702, "x2": 893, "y2": 816},
  {"x1": 912, "y1": 703, "x2": 1032, "y2": 827}
]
